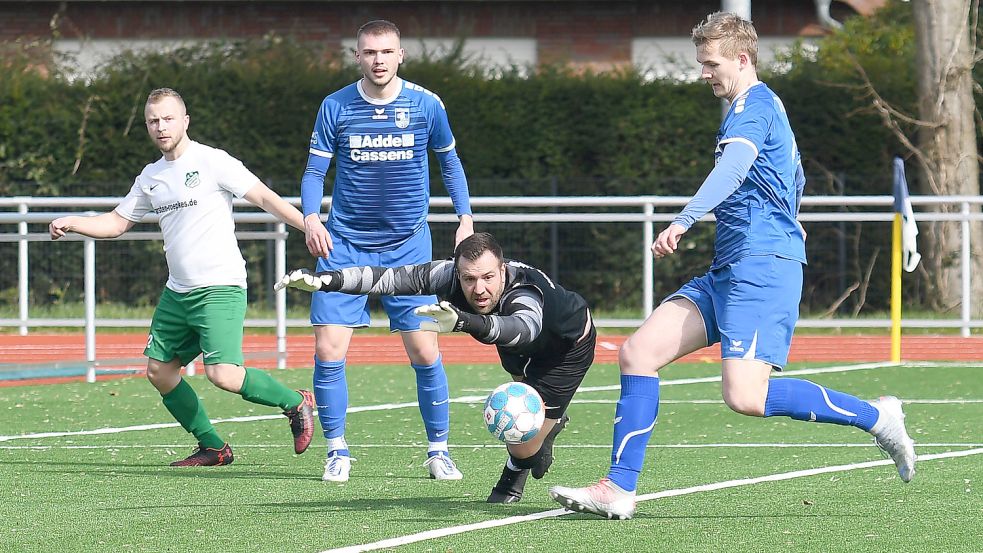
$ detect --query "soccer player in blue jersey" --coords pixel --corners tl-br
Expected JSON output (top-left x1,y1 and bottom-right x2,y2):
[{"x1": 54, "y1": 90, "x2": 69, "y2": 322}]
[
  {"x1": 549, "y1": 12, "x2": 916, "y2": 519},
  {"x1": 299, "y1": 19, "x2": 473, "y2": 482}
]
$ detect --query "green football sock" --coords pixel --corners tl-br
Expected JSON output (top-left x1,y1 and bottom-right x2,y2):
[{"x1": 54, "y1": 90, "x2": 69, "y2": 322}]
[
  {"x1": 161, "y1": 378, "x2": 225, "y2": 449},
  {"x1": 238, "y1": 367, "x2": 302, "y2": 410}
]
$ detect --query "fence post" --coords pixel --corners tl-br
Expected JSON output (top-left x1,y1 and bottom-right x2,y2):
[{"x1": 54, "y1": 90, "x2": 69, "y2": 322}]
[
  {"x1": 17, "y1": 198, "x2": 29, "y2": 336},
  {"x1": 276, "y1": 222, "x2": 287, "y2": 369},
  {"x1": 961, "y1": 201, "x2": 971, "y2": 338},
  {"x1": 84, "y1": 238, "x2": 97, "y2": 383},
  {"x1": 643, "y1": 202, "x2": 654, "y2": 316},
  {"x1": 550, "y1": 176, "x2": 559, "y2": 281}
]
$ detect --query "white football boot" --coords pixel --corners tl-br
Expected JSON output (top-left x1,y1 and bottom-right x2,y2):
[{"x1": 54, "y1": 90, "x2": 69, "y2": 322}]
[
  {"x1": 424, "y1": 453, "x2": 464, "y2": 480},
  {"x1": 322, "y1": 452, "x2": 354, "y2": 482},
  {"x1": 549, "y1": 478, "x2": 637, "y2": 520},
  {"x1": 869, "y1": 395, "x2": 917, "y2": 482}
]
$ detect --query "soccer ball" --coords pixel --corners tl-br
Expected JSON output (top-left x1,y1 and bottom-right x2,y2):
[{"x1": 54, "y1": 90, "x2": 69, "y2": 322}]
[{"x1": 483, "y1": 381, "x2": 546, "y2": 444}]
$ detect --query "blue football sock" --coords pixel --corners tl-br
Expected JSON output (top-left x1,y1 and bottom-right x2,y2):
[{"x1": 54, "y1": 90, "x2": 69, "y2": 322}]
[
  {"x1": 607, "y1": 374, "x2": 660, "y2": 492},
  {"x1": 412, "y1": 356, "x2": 450, "y2": 443},
  {"x1": 326, "y1": 437, "x2": 348, "y2": 457},
  {"x1": 313, "y1": 356, "x2": 348, "y2": 439},
  {"x1": 764, "y1": 378, "x2": 879, "y2": 431}
]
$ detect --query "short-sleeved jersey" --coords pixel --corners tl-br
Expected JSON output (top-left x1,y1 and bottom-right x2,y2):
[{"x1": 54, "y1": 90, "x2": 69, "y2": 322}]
[
  {"x1": 308, "y1": 78, "x2": 457, "y2": 251},
  {"x1": 711, "y1": 82, "x2": 806, "y2": 269},
  {"x1": 114, "y1": 141, "x2": 256, "y2": 292}
]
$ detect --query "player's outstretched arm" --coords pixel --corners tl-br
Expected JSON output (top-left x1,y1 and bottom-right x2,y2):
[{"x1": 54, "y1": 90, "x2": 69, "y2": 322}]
[
  {"x1": 275, "y1": 260, "x2": 455, "y2": 296},
  {"x1": 243, "y1": 181, "x2": 305, "y2": 232},
  {"x1": 49, "y1": 211, "x2": 134, "y2": 240},
  {"x1": 274, "y1": 268, "x2": 339, "y2": 293}
]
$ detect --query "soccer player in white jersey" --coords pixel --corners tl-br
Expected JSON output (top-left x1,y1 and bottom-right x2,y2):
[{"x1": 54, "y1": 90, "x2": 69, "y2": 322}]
[
  {"x1": 299, "y1": 20, "x2": 473, "y2": 482},
  {"x1": 49, "y1": 88, "x2": 316, "y2": 467},
  {"x1": 549, "y1": 12, "x2": 916, "y2": 520}
]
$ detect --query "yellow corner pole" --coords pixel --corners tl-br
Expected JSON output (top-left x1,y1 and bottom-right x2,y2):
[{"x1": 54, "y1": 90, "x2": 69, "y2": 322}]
[{"x1": 890, "y1": 213, "x2": 902, "y2": 363}]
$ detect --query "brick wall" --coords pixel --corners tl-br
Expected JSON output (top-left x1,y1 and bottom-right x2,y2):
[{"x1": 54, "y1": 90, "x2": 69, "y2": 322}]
[{"x1": 1, "y1": 1, "x2": 847, "y2": 66}]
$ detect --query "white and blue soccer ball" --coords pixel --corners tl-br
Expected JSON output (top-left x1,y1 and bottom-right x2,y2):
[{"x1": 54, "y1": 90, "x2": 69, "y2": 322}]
[{"x1": 483, "y1": 381, "x2": 546, "y2": 444}]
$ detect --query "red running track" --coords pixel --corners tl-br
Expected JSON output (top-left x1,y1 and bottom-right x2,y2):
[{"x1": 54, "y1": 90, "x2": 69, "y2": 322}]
[{"x1": 0, "y1": 333, "x2": 980, "y2": 387}]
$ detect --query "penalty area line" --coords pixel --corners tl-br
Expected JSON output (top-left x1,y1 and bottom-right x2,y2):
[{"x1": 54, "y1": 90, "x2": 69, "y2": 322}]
[{"x1": 319, "y1": 447, "x2": 983, "y2": 553}]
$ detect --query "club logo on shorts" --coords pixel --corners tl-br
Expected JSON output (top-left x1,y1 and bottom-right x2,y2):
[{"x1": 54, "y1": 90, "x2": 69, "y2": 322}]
[
  {"x1": 185, "y1": 171, "x2": 200, "y2": 188},
  {"x1": 394, "y1": 108, "x2": 410, "y2": 129}
]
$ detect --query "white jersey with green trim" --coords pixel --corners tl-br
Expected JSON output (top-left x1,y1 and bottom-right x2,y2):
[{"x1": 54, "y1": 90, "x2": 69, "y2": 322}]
[{"x1": 115, "y1": 141, "x2": 257, "y2": 292}]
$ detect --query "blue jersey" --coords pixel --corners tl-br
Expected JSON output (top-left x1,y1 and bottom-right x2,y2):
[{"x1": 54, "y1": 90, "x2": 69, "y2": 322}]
[
  {"x1": 304, "y1": 78, "x2": 470, "y2": 251},
  {"x1": 711, "y1": 82, "x2": 806, "y2": 269}
]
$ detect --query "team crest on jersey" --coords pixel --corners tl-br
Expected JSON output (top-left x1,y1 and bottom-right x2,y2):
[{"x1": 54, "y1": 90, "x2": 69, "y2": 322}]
[
  {"x1": 394, "y1": 108, "x2": 410, "y2": 129},
  {"x1": 185, "y1": 171, "x2": 200, "y2": 188}
]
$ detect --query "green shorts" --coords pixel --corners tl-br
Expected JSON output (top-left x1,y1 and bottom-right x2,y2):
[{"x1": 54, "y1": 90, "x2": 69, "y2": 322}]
[{"x1": 144, "y1": 286, "x2": 246, "y2": 366}]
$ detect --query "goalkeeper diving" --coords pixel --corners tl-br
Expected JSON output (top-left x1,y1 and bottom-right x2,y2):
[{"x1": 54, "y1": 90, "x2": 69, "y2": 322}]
[{"x1": 277, "y1": 232, "x2": 595, "y2": 503}]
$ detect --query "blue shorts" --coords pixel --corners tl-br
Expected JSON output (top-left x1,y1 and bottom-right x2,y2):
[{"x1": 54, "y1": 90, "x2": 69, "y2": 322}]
[
  {"x1": 666, "y1": 255, "x2": 802, "y2": 369},
  {"x1": 310, "y1": 225, "x2": 438, "y2": 332}
]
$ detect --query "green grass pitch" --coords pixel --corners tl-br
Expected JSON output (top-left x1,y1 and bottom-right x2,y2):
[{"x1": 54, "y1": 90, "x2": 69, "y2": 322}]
[{"x1": 1, "y1": 361, "x2": 981, "y2": 552}]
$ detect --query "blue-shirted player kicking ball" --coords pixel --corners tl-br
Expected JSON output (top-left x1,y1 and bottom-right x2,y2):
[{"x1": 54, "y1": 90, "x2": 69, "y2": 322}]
[
  {"x1": 299, "y1": 19, "x2": 474, "y2": 483},
  {"x1": 549, "y1": 11, "x2": 916, "y2": 519}
]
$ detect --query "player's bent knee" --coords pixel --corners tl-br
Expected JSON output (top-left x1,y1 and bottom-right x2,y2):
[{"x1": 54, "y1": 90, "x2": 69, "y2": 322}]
[
  {"x1": 618, "y1": 338, "x2": 661, "y2": 375},
  {"x1": 203, "y1": 363, "x2": 242, "y2": 392},
  {"x1": 508, "y1": 451, "x2": 541, "y2": 470},
  {"x1": 401, "y1": 333, "x2": 440, "y2": 366},
  {"x1": 722, "y1": 390, "x2": 765, "y2": 417},
  {"x1": 315, "y1": 342, "x2": 348, "y2": 361},
  {"x1": 507, "y1": 440, "x2": 542, "y2": 460},
  {"x1": 146, "y1": 359, "x2": 181, "y2": 392}
]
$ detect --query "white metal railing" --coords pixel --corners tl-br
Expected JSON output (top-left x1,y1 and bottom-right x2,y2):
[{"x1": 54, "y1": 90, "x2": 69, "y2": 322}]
[{"x1": 1, "y1": 195, "x2": 980, "y2": 381}]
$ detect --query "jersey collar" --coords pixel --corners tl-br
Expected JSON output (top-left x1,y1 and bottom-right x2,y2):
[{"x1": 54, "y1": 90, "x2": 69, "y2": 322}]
[{"x1": 356, "y1": 77, "x2": 404, "y2": 105}]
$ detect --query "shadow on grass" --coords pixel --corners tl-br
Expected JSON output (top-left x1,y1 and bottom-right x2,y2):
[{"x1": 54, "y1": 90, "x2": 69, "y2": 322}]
[{"x1": 6, "y1": 459, "x2": 317, "y2": 480}]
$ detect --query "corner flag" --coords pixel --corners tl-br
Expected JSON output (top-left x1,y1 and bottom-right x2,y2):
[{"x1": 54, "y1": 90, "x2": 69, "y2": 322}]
[
  {"x1": 892, "y1": 157, "x2": 921, "y2": 272},
  {"x1": 890, "y1": 157, "x2": 919, "y2": 362}
]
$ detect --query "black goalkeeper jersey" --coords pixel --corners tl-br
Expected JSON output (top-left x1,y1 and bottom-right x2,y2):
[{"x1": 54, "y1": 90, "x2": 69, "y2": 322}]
[
  {"x1": 446, "y1": 260, "x2": 591, "y2": 374},
  {"x1": 324, "y1": 258, "x2": 591, "y2": 374}
]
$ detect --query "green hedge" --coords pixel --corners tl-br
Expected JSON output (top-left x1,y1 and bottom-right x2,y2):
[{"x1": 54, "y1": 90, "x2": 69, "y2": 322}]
[{"x1": 2, "y1": 1, "x2": 976, "y2": 316}]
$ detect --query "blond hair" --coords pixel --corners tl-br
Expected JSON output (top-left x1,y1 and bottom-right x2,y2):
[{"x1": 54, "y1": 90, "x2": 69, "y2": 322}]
[
  {"x1": 691, "y1": 12, "x2": 758, "y2": 67},
  {"x1": 146, "y1": 87, "x2": 187, "y2": 113}
]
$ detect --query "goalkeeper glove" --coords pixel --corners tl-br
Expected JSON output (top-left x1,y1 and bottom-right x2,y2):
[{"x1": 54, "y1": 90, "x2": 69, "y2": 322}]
[
  {"x1": 414, "y1": 301, "x2": 467, "y2": 333},
  {"x1": 274, "y1": 268, "x2": 335, "y2": 293}
]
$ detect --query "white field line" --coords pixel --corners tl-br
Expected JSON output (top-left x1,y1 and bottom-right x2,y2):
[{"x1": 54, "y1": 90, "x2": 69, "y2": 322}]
[
  {"x1": 0, "y1": 361, "x2": 961, "y2": 443},
  {"x1": 576, "y1": 398, "x2": 983, "y2": 405},
  {"x1": 4, "y1": 393, "x2": 977, "y2": 443},
  {"x1": 3, "y1": 442, "x2": 982, "y2": 451},
  {"x1": 319, "y1": 447, "x2": 983, "y2": 553}
]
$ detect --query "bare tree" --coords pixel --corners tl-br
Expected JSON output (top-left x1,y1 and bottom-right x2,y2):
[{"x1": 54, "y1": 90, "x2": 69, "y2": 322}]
[{"x1": 911, "y1": 0, "x2": 981, "y2": 316}]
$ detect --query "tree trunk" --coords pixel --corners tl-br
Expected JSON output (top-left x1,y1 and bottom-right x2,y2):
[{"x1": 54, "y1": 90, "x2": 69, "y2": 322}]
[{"x1": 911, "y1": 0, "x2": 982, "y2": 318}]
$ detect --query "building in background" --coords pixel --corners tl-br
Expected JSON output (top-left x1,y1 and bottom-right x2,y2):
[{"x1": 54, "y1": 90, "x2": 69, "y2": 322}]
[{"x1": 1, "y1": 1, "x2": 884, "y2": 79}]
